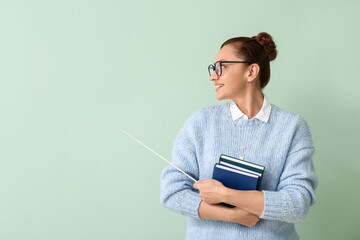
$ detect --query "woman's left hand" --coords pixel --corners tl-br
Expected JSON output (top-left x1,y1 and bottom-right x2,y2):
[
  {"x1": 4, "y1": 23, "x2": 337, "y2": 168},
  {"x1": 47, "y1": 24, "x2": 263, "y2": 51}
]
[{"x1": 193, "y1": 179, "x2": 227, "y2": 204}]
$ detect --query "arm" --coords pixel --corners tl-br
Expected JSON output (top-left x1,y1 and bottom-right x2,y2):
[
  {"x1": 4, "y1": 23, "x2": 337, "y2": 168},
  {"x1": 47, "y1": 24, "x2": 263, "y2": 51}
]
[
  {"x1": 198, "y1": 200, "x2": 260, "y2": 227},
  {"x1": 194, "y1": 148, "x2": 316, "y2": 223},
  {"x1": 193, "y1": 180, "x2": 264, "y2": 216},
  {"x1": 160, "y1": 112, "x2": 206, "y2": 218},
  {"x1": 161, "y1": 143, "x2": 260, "y2": 227},
  {"x1": 160, "y1": 142, "x2": 202, "y2": 219},
  {"x1": 260, "y1": 147, "x2": 318, "y2": 222},
  {"x1": 260, "y1": 118, "x2": 318, "y2": 223},
  {"x1": 223, "y1": 189, "x2": 264, "y2": 216}
]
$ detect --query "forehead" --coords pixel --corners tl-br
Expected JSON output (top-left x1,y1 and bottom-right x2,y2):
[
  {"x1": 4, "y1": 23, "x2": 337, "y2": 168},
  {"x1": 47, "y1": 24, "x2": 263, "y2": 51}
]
[{"x1": 215, "y1": 44, "x2": 239, "y2": 61}]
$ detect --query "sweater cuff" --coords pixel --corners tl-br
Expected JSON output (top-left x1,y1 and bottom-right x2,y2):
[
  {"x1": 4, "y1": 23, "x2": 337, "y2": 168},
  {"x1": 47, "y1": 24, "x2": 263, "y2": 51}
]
[
  {"x1": 259, "y1": 190, "x2": 285, "y2": 220},
  {"x1": 178, "y1": 190, "x2": 203, "y2": 219}
]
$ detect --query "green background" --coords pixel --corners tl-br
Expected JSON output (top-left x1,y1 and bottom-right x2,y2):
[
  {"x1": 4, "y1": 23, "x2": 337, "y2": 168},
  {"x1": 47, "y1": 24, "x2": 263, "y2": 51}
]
[{"x1": 1, "y1": 0, "x2": 359, "y2": 239}]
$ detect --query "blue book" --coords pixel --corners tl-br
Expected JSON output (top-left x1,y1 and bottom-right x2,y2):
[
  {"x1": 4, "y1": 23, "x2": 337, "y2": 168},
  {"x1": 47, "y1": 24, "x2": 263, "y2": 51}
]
[
  {"x1": 218, "y1": 154, "x2": 265, "y2": 189},
  {"x1": 212, "y1": 162, "x2": 261, "y2": 208},
  {"x1": 213, "y1": 163, "x2": 259, "y2": 191}
]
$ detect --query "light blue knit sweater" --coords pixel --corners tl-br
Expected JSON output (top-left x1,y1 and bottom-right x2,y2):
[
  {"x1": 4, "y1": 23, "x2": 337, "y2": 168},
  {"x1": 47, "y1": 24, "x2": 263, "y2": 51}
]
[{"x1": 160, "y1": 102, "x2": 318, "y2": 240}]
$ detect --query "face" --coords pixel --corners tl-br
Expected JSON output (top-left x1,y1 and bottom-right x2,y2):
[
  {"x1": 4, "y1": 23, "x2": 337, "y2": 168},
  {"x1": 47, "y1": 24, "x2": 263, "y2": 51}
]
[{"x1": 210, "y1": 44, "x2": 252, "y2": 101}]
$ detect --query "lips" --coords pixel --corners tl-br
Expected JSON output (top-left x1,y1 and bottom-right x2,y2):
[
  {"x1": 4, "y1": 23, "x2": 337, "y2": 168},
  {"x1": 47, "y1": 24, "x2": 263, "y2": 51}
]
[{"x1": 215, "y1": 84, "x2": 224, "y2": 91}]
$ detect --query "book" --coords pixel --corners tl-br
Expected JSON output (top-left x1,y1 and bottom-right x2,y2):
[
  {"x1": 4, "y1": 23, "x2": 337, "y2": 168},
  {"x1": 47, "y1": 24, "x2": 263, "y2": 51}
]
[
  {"x1": 219, "y1": 154, "x2": 265, "y2": 174},
  {"x1": 212, "y1": 154, "x2": 265, "y2": 207},
  {"x1": 213, "y1": 163, "x2": 259, "y2": 190}
]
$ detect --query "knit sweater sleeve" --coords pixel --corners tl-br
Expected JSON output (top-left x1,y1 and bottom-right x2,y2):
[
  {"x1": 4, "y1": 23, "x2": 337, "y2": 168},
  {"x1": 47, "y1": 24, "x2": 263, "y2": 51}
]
[
  {"x1": 260, "y1": 117, "x2": 318, "y2": 223},
  {"x1": 160, "y1": 112, "x2": 202, "y2": 219}
]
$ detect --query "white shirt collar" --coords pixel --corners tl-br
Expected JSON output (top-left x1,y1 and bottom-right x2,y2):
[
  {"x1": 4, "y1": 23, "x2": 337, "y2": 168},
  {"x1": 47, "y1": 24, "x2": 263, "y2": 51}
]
[{"x1": 228, "y1": 95, "x2": 272, "y2": 123}]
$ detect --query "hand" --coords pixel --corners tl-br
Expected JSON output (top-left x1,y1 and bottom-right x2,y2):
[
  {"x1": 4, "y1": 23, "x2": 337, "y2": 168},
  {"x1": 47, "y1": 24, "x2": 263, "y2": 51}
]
[
  {"x1": 193, "y1": 179, "x2": 227, "y2": 204},
  {"x1": 231, "y1": 207, "x2": 260, "y2": 228}
]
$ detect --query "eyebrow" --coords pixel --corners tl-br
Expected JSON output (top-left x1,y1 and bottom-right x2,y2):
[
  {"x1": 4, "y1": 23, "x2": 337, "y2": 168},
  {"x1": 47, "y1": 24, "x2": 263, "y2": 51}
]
[{"x1": 213, "y1": 59, "x2": 225, "y2": 64}]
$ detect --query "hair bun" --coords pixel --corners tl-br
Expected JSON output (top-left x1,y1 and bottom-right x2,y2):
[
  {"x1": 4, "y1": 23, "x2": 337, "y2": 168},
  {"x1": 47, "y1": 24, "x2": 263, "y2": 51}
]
[{"x1": 252, "y1": 32, "x2": 277, "y2": 61}]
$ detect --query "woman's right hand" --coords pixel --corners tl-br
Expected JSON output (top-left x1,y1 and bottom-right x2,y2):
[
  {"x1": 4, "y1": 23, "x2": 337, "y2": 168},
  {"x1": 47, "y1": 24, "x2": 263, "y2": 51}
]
[{"x1": 231, "y1": 207, "x2": 260, "y2": 227}]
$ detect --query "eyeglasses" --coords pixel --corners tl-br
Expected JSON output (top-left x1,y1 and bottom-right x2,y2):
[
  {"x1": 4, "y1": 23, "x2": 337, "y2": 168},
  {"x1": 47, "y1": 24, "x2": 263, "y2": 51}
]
[{"x1": 208, "y1": 60, "x2": 252, "y2": 76}]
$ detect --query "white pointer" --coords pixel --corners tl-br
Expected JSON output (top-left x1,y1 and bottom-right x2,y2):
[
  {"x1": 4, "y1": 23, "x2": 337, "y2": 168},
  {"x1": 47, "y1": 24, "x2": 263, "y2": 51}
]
[{"x1": 118, "y1": 128, "x2": 197, "y2": 182}]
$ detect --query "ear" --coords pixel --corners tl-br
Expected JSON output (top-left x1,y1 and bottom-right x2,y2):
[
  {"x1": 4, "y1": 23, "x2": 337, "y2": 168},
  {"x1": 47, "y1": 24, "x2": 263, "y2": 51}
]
[{"x1": 246, "y1": 64, "x2": 260, "y2": 83}]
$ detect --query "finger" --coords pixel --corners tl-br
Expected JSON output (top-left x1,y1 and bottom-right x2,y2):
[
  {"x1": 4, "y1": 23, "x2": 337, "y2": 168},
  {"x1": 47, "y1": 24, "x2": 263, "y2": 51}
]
[{"x1": 193, "y1": 182, "x2": 201, "y2": 189}]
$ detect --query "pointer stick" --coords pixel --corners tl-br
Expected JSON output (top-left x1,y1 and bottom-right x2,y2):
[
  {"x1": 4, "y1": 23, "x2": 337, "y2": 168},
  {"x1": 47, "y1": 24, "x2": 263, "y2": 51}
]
[{"x1": 118, "y1": 128, "x2": 197, "y2": 182}]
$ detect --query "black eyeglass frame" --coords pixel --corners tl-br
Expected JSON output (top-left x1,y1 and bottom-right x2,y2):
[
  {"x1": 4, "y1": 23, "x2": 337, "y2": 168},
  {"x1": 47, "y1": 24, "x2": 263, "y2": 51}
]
[{"x1": 208, "y1": 60, "x2": 253, "y2": 76}]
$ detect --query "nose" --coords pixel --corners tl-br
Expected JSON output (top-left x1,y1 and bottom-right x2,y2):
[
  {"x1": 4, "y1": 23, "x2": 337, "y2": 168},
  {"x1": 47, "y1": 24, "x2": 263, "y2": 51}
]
[{"x1": 210, "y1": 71, "x2": 219, "y2": 81}]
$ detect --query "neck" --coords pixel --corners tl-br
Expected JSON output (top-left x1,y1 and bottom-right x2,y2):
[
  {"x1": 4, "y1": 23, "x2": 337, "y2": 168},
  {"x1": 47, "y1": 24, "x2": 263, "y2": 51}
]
[{"x1": 232, "y1": 90, "x2": 264, "y2": 119}]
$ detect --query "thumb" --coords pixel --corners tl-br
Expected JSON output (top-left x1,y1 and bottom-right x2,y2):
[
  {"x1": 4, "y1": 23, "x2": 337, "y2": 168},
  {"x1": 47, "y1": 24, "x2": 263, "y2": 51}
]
[{"x1": 193, "y1": 180, "x2": 201, "y2": 189}]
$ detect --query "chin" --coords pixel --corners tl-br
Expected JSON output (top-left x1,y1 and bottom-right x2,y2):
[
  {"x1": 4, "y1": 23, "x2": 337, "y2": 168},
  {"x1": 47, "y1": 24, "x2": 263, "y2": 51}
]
[{"x1": 216, "y1": 94, "x2": 225, "y2": 101}]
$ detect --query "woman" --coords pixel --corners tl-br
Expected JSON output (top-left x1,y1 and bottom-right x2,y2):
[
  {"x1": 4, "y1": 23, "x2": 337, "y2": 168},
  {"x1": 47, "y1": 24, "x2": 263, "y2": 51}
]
[{"x1": 160, "y1": 32, "x2": 318, "y2": 240}]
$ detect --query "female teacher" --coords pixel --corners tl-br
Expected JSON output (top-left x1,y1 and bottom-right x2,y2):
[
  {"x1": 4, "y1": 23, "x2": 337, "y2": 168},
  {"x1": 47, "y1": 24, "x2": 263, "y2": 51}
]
[{"x1": 160, "y1": 32, "x2": 318, "y2": 240}]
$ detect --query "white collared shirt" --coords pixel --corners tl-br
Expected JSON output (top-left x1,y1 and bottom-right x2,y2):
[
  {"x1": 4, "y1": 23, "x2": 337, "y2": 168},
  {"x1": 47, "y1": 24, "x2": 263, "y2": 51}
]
[{"x1": 228, "y1": 95, "x2": 272, "y2": 122}]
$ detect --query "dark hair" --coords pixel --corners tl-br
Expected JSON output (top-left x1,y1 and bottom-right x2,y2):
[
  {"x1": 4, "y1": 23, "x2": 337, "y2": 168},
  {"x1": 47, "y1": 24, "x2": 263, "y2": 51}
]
[{"x1": 220, "y1": 32, "x2": 277, "y2": 89}]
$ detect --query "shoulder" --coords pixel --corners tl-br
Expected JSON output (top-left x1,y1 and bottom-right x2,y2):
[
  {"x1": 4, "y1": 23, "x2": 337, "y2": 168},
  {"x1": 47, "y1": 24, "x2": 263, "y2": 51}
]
[
  {"x1": 174, "y1": 103, "x2": 226, "y2": 148},
  {"x1": 270, "y1": 104, "x2": 309, "y2": 129},
  {"x1": 179, "y1": 103, "x2": 227, "y2": 137},
  {"x1": 270, "y1": 104, "x2": 313, "y2": 148},
  {"x1": 193, "y1": 103, "x2": 226, "y2": 116},
  {"x1": 185, "y1": 103, "x2": 227, "y2": 124}
]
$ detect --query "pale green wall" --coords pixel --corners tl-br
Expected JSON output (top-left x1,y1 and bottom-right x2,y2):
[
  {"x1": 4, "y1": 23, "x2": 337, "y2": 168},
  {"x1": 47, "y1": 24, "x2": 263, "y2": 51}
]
[{"x1": 1, "y1": 0, "x2": 359, "y2": 239}]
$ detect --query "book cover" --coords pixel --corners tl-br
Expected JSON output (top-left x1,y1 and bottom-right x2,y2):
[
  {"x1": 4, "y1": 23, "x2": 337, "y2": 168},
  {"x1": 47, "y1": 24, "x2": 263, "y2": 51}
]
[
  {"x1": 212, "y1": 163, "x2": 260, "y2": 208},
  {"x1": 212, "y1": 163, "x2": 259, "y2": 190}
]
